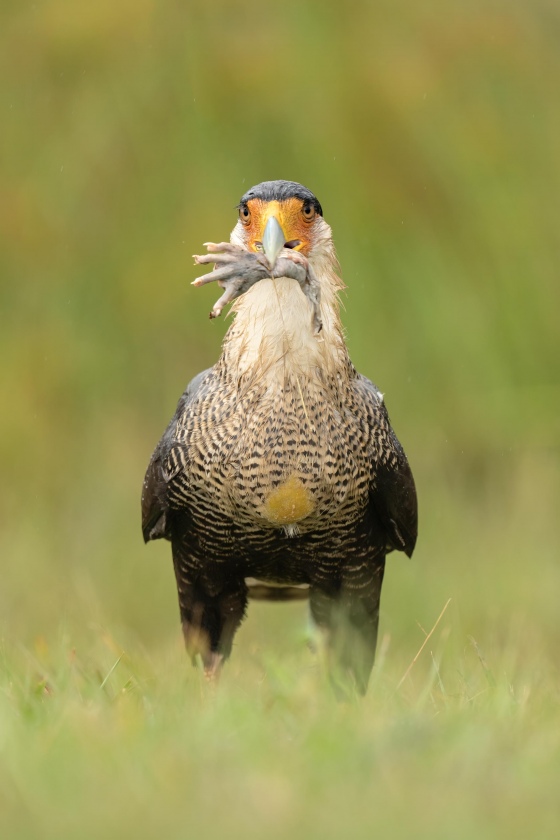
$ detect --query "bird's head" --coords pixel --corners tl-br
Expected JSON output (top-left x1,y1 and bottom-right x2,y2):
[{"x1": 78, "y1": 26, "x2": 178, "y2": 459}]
[
  {"x1": 231, "y1": 180, "x2": 333, "y2": 269},
  {"x1": 222, "y1": 181, "x2": 346, "y2": 375}
]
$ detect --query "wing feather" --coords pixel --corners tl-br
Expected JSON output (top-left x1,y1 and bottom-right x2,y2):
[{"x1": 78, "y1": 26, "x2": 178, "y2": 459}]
[
  {"x1": 141, "y1": 368, "x2": 211, "y2": 543},
  {"x1": 357, "y1": 374, "x2": 418, "y2": 557}
]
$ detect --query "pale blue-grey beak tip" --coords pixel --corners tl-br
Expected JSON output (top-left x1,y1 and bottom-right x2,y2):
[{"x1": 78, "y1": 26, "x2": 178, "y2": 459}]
[{"x1": 261, "y1": 216, "x2": 286, "y2": 269}]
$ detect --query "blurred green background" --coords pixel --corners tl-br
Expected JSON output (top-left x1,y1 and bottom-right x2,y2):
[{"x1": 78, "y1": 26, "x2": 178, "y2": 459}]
[
  {"x1": 2, "y1": 2, "x2": 560, "y2": 838},
  {"x1": 1, "y1": 0, "x2": 559, "y2": 674}
]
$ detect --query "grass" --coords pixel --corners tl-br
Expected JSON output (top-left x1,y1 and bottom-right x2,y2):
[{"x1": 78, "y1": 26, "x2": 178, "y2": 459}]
[{"x1": 2, "y1": 583, "x2": 560, "y2": 839}]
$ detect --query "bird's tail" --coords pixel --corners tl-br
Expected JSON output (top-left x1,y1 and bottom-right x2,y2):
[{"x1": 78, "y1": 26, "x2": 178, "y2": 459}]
[{"x1": 245, "y1": 578, "x2": 310, "y2": 601}]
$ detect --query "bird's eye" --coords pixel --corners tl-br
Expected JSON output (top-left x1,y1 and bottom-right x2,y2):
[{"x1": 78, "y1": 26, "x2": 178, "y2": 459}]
[
  {"x1": 302, "y1": 203, "x2": 316, "y2": 222},
  {"x1": 239, "y1": 205, "x2": 251, "y2": 225}
]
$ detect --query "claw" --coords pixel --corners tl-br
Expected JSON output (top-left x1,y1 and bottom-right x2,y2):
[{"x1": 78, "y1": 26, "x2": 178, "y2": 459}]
[{"x1": 191, "y1": 240, "x2": 322, "y2": 332}]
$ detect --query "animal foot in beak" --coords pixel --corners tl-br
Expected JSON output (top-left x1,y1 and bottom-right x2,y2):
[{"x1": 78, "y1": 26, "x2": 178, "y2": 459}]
[{"x1": 192, "y1": 242, "x2": 322, "y2": 333}]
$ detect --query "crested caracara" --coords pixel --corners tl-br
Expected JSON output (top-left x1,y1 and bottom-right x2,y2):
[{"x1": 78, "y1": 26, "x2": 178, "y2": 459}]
[{"x1": 142, "y1": 180, "x2": 417, "y2": 694}]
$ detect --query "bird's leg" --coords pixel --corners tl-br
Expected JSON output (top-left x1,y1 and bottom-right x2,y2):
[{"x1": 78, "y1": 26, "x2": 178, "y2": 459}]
[
  {"x1": 174, "y1": 576, "x2": 248, "y2": 681},
  {"x1": 309, "y1": 560, "x2": 385, "y2": 697},
  {"x1": 192, "y1": 242, "x2": 322, "y2": 332},
  {"x1": 199, "y1": 651, "x2": 225, "y2": 683}
]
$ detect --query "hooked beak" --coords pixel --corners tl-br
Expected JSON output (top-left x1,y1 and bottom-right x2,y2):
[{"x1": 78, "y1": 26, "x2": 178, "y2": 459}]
[{"x1": 261, "y1": 216, "x2": 286, "y2": 269}]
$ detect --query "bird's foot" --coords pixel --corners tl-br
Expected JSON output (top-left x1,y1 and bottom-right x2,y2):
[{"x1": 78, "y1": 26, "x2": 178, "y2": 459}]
[
  {"x1": 202, "y1": 651, "x2": 225, "y2": 682},
  {"x1": 192, "y1": 242, "x2": 322, "y2": 333}
]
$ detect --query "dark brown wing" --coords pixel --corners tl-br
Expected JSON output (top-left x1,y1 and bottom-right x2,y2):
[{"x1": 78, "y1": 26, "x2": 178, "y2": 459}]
[
  {"x1": 357, "y1": 374, "x2": 418, "y2": 558},
  {"x1": 141, "y1": 368, "x2": 211, "y2": 543}
]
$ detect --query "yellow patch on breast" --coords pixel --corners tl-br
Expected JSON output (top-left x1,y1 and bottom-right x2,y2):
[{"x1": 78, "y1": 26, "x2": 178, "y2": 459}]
[{"x1": 263, "y1": 475, "x2": 315, "y2": 526}]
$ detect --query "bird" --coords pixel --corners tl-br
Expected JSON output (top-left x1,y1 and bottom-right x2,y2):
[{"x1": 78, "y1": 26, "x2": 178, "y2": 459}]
[{"x1": 142, "y1": 180, "x2": 417, "y2": 694}]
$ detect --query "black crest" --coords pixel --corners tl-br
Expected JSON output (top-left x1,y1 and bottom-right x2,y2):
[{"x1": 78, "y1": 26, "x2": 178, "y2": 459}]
[{"x1": 239, "y1": 180, "x2": 323, "y2": 216}]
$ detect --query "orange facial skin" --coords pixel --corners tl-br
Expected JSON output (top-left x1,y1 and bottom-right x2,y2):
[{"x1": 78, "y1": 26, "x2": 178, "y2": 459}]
[{"x1": 238, "y1": 197, "x2": 318, "y2": 257}]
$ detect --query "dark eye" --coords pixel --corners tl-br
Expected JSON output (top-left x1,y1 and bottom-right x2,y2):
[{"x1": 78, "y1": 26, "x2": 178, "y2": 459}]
[
  {"x1": 302, "y1": 202, "x2": 316, "y2": 222},
  {"x1": 239, "y1": 204, "x2": 251, "y2": 225}
]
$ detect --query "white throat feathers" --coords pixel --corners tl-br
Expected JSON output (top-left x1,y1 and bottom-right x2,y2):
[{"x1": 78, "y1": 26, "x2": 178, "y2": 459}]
[{"x1": 224, "y1": 220, "x2": 349, "y2": 384}]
